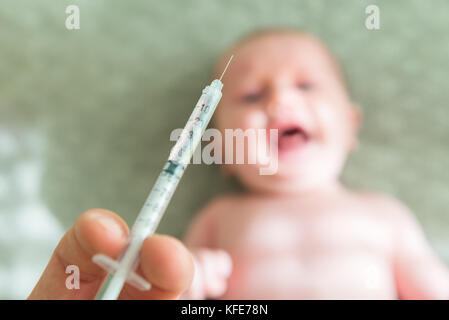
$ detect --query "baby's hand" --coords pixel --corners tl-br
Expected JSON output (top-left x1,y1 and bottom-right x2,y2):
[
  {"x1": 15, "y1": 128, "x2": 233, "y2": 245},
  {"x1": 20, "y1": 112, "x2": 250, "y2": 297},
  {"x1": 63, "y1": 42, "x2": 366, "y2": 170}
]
[{"x1": 182, "y1": 248, "x2": 232, "y2": 299}]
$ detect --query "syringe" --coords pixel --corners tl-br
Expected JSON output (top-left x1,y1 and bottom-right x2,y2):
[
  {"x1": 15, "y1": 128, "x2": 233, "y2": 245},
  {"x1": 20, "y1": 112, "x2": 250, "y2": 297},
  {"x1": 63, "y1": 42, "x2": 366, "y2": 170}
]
[{"x1": 92, "y1": 55, "x2": 233, "y2": 300}]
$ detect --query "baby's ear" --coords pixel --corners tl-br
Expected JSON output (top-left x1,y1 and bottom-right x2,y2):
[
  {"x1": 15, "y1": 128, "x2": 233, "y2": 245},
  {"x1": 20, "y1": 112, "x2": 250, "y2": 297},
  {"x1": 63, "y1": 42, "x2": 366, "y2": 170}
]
[
  {"x1": 351, "y1": 102, "x2": 362, "y2": 131},
  {"x1": 349, "y1": 102, "x2": 362, "y2": 151}
]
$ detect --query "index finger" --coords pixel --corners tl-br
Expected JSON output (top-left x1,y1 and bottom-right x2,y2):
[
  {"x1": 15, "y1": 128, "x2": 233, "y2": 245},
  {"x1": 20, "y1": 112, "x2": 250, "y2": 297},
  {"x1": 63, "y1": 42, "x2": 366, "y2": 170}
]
[{"x1": 28, "y1": 209, "x2": 129, "y2": 299}]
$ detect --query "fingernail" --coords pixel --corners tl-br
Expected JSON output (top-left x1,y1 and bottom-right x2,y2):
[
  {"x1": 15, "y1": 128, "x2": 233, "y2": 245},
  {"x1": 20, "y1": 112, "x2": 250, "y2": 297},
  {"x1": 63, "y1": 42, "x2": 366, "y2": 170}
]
[{"x1": 89, "y1": 212, "x2": 126, "y2": 239}]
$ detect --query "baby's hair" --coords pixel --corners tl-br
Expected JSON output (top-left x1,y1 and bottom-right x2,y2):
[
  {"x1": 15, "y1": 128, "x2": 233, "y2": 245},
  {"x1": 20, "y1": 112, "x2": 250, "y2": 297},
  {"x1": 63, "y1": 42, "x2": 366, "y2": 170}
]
[{"x1": 212, "y1": 27, "x2": 348, "y2": 92}]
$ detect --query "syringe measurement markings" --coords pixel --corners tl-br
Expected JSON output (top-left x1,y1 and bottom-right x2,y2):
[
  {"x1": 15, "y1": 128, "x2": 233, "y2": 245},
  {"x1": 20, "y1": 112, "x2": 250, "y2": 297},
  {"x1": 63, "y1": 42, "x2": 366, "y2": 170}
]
[{"x1": 173, "y1": 100, "x2": 208, "y2": 157}]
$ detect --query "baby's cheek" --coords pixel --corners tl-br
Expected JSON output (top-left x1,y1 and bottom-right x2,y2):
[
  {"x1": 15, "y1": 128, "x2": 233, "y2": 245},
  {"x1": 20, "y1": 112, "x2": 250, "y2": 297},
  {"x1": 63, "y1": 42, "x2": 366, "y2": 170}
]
[
  {"x1": 241, "y1": 109, "x2": 268, "y2": 130},
  {"x1": 313, "y1": 101, "x2": 349, "y2": 144}
]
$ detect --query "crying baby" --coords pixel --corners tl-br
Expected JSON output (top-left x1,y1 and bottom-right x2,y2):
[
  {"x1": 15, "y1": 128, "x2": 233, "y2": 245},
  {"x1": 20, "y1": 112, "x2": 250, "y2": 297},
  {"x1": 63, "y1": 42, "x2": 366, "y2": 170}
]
[{"x1": 181, "y1": 29, "x2": 449, "y2": 299}]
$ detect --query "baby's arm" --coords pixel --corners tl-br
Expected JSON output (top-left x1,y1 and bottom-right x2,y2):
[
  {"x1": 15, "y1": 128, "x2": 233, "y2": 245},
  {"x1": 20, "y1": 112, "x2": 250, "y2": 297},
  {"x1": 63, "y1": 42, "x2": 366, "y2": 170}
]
[
  {"x1": 181, "y1": 196, "x2": 233, "y2": 299},
  {"x1": 389, "y1": 198, "x2": 449, "y2": 299}
]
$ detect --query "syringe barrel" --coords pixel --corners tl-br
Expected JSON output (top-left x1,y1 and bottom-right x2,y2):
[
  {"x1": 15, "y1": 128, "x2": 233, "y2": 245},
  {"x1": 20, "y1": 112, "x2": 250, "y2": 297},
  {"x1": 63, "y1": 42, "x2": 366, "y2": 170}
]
[
  {"x1": 130, "y1": 160, "x2": 183, "y2": 236},
  {"x1": 99, "y1": 79, "x2": 224, "y2": 299},
  {"x1": 168, "y1": 79, "x2": 223, "y2": 167},
  {"x1": 131, "y1": 79, "x2": 223, "y2": 236}
]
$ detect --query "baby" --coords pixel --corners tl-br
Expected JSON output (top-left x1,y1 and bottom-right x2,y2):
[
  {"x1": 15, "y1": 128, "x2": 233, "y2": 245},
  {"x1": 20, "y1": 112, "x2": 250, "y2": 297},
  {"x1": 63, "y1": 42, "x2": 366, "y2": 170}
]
[{"x1": 182, "y1": 29, "x2": 449, "y2": 299}]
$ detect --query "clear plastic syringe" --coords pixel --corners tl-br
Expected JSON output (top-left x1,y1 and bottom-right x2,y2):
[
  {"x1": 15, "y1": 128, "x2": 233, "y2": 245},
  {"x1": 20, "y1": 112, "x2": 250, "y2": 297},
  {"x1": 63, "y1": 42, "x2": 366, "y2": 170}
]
[{"x1": 92, "y1": 56, "x2": 233, "y2": 300}]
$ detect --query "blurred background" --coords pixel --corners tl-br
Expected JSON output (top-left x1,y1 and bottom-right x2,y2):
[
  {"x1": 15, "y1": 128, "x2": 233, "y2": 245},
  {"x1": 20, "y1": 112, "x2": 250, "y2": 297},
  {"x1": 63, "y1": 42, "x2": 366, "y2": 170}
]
[{"x1": 0, "y1": 0, "x2": 448, "y2": 299}]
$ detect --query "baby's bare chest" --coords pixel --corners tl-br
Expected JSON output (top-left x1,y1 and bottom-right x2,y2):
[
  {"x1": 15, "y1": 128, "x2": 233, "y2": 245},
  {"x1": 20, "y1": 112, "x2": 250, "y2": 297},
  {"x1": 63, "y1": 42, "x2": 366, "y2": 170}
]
[
  {"x1": 216, "y1": 198, "x2": 393, "y2": 257},
  {"x1": 214, "y1": 196, "x2": 397, "y2": 299}
]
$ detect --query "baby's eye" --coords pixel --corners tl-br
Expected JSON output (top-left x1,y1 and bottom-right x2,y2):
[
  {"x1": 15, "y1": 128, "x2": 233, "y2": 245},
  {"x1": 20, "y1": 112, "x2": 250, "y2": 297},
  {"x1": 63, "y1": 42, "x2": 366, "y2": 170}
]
[
  {"x1": 297, "y1": 82, "x2": 314, "y2": 91},
  {"x1": 242, "y1": 92, "x2": 263, "y2": 103}
]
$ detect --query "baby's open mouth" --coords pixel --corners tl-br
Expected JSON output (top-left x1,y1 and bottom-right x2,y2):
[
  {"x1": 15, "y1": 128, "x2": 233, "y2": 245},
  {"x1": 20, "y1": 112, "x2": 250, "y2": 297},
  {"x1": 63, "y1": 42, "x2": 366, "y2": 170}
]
[{"x1": 277, "y1": 125, "x2": 310, "y2": 152}]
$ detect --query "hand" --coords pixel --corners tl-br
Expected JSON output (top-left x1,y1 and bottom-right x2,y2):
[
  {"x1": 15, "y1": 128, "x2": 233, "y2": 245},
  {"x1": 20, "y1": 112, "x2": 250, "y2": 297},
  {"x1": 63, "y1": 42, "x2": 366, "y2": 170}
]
[
  {"x1": 182, "y1": 248, "x2": 232, "y2": 299},
  {"x1": 28, "y1": 209, "x2": 194, "y2": 300}
]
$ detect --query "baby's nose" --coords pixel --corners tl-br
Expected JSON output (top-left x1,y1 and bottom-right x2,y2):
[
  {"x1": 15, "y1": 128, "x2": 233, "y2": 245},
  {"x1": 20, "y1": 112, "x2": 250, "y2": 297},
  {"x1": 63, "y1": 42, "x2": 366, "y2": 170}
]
[{"x1": 265, "y1": 88, "x2": 305, "y2": 118}]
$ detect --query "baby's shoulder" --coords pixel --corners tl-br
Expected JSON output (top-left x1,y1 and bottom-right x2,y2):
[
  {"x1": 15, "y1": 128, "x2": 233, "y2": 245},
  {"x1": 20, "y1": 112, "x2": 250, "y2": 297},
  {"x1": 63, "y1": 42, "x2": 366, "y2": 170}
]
[
  {"x1": 196, "y1": 193, "x2": 243, "y2": 217},
  {"x1": 351, "y1": 190, "x2": 414, "y2": 223}
]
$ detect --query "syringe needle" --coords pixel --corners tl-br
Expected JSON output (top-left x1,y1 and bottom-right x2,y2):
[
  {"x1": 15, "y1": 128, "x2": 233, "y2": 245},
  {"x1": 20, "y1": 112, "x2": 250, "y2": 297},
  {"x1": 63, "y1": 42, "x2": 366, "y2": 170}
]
[{"x1": 219, "y1": 55, "x2": 234, "y2": 81}]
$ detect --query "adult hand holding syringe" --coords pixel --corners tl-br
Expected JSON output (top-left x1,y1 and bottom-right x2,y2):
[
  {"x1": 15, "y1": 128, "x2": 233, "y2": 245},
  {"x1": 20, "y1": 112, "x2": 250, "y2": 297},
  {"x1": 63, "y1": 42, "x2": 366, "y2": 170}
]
[
  {"x1": 28, "y1": 56, "x2": 233, "y2": 300},
  {"x1": 28, "y1": 210, "x2": 194, "y2": 300}
]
